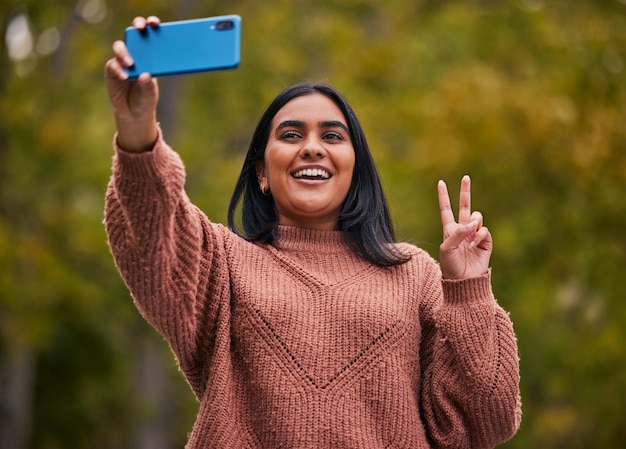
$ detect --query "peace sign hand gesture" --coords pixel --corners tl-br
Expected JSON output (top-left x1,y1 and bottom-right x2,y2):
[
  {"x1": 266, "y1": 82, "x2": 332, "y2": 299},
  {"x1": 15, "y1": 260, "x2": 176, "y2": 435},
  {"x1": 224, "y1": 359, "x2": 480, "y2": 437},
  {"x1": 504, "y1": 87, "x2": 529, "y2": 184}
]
[{"x1": 438, "y1": 175, "x2": 492, "y2": 280}]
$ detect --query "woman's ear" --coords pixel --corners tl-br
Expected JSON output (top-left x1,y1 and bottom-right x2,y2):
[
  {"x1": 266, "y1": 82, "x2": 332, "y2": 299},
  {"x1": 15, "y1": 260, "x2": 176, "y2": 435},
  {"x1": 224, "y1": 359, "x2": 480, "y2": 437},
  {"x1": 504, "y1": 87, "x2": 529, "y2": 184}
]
[
  {"x1": 255, "y1": 160, "x2": 267, "y2": 183},
  {"x1": 255, "y1": 161, "x2": 270, "y2": 195}
]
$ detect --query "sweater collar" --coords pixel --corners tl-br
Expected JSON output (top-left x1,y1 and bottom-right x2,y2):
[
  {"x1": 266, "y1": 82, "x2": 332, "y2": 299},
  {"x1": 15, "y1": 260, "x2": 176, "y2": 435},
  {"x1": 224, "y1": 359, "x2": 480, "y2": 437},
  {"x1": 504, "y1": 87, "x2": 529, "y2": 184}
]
[{"x1": 275, "y1": 225, "x2": 353, "y2": 255}]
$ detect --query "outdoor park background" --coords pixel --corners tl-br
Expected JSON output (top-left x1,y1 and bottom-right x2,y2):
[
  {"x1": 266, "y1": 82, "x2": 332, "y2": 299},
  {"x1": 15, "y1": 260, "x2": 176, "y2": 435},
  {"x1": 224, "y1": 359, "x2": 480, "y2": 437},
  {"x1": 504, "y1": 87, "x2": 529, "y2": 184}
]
[{"x1": 1, "y1": 0, "x2": 625, "y2": 448}]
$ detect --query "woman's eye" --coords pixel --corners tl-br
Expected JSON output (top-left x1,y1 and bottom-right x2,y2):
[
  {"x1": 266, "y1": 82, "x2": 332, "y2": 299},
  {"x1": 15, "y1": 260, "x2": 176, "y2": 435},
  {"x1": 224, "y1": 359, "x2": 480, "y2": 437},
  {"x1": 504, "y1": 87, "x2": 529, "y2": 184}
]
[
  {"x1": 281, "y1": 131, "x2": 301, "y2": 139},
  {"x1": 324, "y1": 132, "x2": 344, "y2": 141}
]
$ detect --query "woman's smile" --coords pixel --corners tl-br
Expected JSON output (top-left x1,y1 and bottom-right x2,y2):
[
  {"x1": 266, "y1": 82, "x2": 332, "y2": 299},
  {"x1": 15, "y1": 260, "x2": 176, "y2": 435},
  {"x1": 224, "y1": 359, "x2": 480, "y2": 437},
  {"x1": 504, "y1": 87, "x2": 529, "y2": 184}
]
[{"x1": 291, "y1": 166, "x2": 331, "y2": 180}]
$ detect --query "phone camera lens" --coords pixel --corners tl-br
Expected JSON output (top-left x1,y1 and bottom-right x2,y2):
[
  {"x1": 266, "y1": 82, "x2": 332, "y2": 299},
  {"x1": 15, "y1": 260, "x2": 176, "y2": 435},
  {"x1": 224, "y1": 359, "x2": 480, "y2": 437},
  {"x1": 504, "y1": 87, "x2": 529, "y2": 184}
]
[{"x1": 216, "y1": 20, "x2": 234, "y2": 31}]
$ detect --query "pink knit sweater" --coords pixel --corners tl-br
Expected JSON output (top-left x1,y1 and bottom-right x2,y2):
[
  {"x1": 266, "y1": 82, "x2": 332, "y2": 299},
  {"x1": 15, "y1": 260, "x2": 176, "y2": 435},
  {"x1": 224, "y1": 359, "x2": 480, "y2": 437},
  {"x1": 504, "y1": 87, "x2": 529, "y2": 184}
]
[{"x1": 105, "y1": 134, "x2": 521, "y2": 449}]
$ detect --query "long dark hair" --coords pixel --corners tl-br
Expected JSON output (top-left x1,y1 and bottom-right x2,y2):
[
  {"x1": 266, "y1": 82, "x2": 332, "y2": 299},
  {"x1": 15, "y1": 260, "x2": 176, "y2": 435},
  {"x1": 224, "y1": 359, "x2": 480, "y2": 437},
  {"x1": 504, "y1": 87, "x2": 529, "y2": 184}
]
[{"x1": 227, "y1": 82, "x2": 409, "y2": 267}]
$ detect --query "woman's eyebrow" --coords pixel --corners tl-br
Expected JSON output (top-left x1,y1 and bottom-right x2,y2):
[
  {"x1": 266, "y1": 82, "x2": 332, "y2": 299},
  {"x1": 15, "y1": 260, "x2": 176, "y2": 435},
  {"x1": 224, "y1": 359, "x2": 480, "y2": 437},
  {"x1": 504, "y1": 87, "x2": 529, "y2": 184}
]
[
  {"x1": 320, "y1": 120, "x2": 349, "y2": 133},
  {"x1": 276, "y1": 120, "x2": 304, "y2": 131}
]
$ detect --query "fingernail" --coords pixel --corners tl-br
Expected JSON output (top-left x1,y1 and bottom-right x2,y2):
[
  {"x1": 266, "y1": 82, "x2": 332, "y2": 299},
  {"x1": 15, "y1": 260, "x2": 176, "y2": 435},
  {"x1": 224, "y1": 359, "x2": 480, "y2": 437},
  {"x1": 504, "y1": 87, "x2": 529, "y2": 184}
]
[{"x1": 466, "y1": 220, "x2": 478, "y2": 229}]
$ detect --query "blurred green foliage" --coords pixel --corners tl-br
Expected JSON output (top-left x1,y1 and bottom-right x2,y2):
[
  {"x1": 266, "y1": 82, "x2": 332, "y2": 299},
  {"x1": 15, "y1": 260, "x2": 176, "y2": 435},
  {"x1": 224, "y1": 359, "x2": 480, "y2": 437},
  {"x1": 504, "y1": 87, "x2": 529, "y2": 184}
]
[{"x1": 1, "y1": 0, "x2": 625, "y2": 447}]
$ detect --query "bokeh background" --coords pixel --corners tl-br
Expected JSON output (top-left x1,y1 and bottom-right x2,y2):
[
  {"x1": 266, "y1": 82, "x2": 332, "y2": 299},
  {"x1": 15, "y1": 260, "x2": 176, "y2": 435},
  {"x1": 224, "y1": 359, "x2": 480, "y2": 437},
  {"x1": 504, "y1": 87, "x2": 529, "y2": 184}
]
[{"x1": 1, "y1": 0, "x2": 625, "y2": 448}]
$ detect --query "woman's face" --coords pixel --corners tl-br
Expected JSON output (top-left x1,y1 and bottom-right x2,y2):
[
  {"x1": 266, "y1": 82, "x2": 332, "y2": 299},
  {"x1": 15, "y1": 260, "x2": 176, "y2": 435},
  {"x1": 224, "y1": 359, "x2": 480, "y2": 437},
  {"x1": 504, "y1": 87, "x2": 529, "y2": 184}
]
[{"x1": 257, "y1": 93, "x2": 355, "y2": 230}]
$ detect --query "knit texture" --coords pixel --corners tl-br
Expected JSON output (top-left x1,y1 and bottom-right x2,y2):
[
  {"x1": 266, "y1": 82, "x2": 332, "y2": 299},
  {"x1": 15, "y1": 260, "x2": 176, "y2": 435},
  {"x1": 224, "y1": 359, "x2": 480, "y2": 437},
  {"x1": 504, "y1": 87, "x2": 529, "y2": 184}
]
[{"x1": 104, "y1": 133, "x2": 521, "y2": 449}]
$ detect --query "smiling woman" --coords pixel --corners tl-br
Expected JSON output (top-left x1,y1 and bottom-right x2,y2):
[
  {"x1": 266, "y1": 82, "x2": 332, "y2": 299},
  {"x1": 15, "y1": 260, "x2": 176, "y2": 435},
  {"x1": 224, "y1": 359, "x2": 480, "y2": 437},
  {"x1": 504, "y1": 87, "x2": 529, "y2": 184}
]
[{"x1": 103, "y1": 15, "x2": 521, "y2": 449}]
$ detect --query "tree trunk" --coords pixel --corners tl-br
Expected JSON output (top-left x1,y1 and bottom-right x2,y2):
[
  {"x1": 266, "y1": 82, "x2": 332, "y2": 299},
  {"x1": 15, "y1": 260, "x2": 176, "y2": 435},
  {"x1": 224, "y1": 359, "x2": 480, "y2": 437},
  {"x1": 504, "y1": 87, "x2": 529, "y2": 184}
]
[
  {"x1": 0, "y1": 13, "x2": 36, "y2": 449},
  {"x1": 0, "y1": 343, "x2": 36, "y2": 449},
  {"x1": 133, "y1": 334, "x2": 173, "y2": 449}
]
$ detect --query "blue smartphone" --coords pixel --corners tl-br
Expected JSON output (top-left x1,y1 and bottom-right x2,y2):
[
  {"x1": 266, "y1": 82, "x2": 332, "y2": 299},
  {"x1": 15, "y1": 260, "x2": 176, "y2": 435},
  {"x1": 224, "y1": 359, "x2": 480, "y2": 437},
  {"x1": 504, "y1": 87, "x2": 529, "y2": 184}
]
[{"x1": 124, "y1": 15, "x2": 241, "y2": 79}]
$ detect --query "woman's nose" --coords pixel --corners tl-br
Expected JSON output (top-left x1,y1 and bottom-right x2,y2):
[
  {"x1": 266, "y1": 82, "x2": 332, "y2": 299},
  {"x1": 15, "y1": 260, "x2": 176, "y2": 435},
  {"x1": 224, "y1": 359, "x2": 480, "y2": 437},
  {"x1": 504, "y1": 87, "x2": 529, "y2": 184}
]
[{"x1": 299, "y1": 136, "x2": 327, "y2": 159}]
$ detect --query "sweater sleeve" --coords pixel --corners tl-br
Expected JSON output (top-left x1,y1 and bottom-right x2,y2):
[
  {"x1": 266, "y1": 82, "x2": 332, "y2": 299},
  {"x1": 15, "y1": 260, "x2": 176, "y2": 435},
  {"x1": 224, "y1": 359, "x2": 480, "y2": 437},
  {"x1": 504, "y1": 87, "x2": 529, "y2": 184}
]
[
  {"x1": 418, "y1": 259, "x2": 522, "y2": 449},
  {"x1": 104, "y1": 130, "x2": 231, "y2": 398}
]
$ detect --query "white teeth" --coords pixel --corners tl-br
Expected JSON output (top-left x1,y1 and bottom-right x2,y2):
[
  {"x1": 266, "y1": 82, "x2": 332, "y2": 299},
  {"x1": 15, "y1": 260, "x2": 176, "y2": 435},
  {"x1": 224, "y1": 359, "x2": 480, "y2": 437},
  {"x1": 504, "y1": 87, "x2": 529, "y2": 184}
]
[{"x1": 293, "y1": 168, "x2": 330, "y2": 179}]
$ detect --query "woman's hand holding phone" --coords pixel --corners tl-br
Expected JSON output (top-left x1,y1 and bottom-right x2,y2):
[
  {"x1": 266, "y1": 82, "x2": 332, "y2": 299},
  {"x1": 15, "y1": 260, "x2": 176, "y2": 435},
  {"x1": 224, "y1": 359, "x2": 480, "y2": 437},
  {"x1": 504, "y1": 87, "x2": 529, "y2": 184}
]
[{"x1": 104, "y1": 16, "x2": 160, "y2": 153}]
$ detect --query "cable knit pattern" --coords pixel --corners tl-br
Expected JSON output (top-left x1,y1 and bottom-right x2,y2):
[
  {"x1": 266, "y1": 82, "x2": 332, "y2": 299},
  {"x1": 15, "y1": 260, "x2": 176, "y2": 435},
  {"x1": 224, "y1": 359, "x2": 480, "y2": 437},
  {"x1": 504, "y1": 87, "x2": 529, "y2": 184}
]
[{"x1": 104, "y1": 132, "x2": 521, "y2": 449}]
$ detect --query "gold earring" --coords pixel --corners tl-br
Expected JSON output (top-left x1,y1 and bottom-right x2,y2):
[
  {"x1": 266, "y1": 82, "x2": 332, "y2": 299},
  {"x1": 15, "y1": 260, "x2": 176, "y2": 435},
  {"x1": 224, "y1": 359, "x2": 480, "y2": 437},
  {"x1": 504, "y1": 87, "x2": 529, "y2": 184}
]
[{"x1": 259, "y1": 182, "x2": 270, "y2": 196}]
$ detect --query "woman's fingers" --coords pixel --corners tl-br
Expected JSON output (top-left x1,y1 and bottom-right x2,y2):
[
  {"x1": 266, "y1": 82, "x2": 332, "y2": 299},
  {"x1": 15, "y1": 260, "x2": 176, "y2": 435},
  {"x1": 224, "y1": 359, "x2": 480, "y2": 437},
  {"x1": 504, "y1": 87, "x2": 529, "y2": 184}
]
[
  {"x1": 458, "y1": 175, "x2": 472, "y2": 224},
  {"x1": 438, "y1": 176, "x2": 493, "y2": 279},
  {"x1": 470, "y1": 226, "x2": 492, "y2": 249},
  {"x1": 145, "y1": 16, "x2": 161, "y2": 26},
  {"x1": 132, "y1": 15, "x2": 161, "y2": 30},
  {"x1": 463, "y1": 211, "x2": 486, "y2": 247},
  {"x1": 132, "y1": 16, "x2": 147, "y2": 30},
  {"x1": 106, "y1": 40, "x2": 132, "y2": 80},
  {"x1": 112, "y1": 40, "x2": 133, "y2": 66},
  {"x1": 439, "y1": 177, "x2": 481, "y2": 234},
  {"x1": 108, "y1": 16, "x2": 160, "y2": 81},
  {"x1": 438, "y1": 180, "x2": 455, "y2": 233},
  {"x1": 468, "y1": 211, "x2": 483, "y2": 236},
  {"x1": 440, "y1": 220, "x2": 478, "y2": 251},
  {"x1": 438, "y1": 176, "x2": 487, "y2": 249},
  {"x1": 104, "y1": 56, "x2": 128, "y2": 80}
]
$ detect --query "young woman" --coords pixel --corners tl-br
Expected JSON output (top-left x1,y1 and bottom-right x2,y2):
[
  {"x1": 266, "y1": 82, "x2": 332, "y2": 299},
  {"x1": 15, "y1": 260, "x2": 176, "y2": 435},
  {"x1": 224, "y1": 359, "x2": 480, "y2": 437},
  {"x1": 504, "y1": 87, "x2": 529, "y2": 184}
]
[{"x1": 104, "y1": 16, "x2": 521, "y2": 449}]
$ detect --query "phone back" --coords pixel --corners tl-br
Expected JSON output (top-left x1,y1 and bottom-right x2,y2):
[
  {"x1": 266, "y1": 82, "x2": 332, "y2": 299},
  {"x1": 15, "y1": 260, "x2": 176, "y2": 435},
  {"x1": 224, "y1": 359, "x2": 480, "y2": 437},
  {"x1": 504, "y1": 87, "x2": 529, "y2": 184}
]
[{"x1": 125, "y1": 15, "x2": 241, "y2": 79}]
